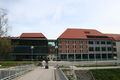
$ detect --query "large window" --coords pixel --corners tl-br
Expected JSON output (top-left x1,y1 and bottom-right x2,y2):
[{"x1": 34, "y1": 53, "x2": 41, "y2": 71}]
[
  {"x1": 96, "y1": 54, "x2": 101, "y2": 59},
  {"x1": 89, "y1": 54, "x2": 95, "y2": 59},
  {"x1": 101, "y1": 41, "x2": 106, "y2": 44},
  {"x1": 108, "y1": 54, "x2": 113, "y2": 59},
  {"x1": 66, "y1": 50, "x2": 69, "y2": 53},
  {"x1": 101, "y1": 47, "x2": 106, "y2": 51},
  {"x1": 83, "y1": 54, "x2": 88, "y2": 59},
  {"x1": 88, "y1": 41, "x2": 94, "y2": 44},
  {"x1": 61, "y1": 54, "x2": 67, "y2": 60},
  {"x1": 107, "y1": 47, "x2": 112, "y2": 51},
  {"x1": 114, "y1": 48, "x2": 117, "y2": 51},
  {"x1": 95, "y1": 41, "x2": 100, "y2": 44},
  {"x1": 113, "y1": 42, "x2": 116, "y2": 46},
  {"x1": 102, "y1": 54, "x2": 107, "y2": 59},
  {"x1": 107, "y1": 41, "x2": 111, "y2": 44},
  {"x1": 76, "y1": 54, "x2": 81, "y2": 59},
  {"x1": 89, "y1": 47, "x2": 94, "y2": 51},
  {"x1": 68, "y1": 54, "x2": 74, "y2": 60},
  {"x1": 95, "y1": 47, "x2": 100, "y2": 51}
]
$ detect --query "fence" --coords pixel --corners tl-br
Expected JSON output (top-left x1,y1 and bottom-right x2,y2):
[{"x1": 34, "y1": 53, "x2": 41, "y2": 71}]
[
  {"x1": 54, "y1": 66, "x2": 69, "y2": 80},
  {"x1": 0, "y1": 64, "x2": 35, "y2": 80}
]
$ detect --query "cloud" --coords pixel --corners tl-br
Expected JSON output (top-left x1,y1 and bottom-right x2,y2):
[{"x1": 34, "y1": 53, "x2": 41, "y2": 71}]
[{"x1": 1, "y1": 0, "x2": 120, "y2": 39}]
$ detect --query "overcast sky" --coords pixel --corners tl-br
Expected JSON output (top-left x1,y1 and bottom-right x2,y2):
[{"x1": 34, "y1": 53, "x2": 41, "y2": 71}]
[{"x1": 0, "y1": 0, "x2": 120, "y2": 39}]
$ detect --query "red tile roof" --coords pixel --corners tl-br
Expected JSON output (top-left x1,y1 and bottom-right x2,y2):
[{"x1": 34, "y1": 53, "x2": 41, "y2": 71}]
[
  {"x1": 58, "y1": 28, "x2": 112, "y2": 40},
  {"x1": 20, "y1": 33, "x2": 47, "y2": 39},
  {"x1": 105, "y1": 34, "x2": 120, "y2": 41}
]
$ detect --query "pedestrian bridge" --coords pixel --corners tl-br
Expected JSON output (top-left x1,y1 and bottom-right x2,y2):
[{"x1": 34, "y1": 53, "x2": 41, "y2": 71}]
[{"x1": 12, "y1": 66, "x2": 68, "y2": 80}]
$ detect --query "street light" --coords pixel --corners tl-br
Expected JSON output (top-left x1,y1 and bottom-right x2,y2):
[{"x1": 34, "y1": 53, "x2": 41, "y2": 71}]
[
  {"x1": 55, "y1": 46, "x2": 58, "y2": 60},
  {"x1": 31, "y1": 46, "x2": 34, "y2": 61}
]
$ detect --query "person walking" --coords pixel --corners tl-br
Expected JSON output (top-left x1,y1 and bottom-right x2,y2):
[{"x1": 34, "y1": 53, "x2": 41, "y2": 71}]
[{"x1": 42, "y1": 60, "x2": 46, "y2": 69}]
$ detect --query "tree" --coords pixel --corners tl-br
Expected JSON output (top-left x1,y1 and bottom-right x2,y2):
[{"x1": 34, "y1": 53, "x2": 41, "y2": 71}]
[
  {"x1": 0, "y1": 8, "x2": 8, "y2": 37},
  {"x1": 0, "y1": 8, "x2": 12, "y2": 60},
  {"x1": 0, "y1": 38, "x2": 12, "y2": 60}
]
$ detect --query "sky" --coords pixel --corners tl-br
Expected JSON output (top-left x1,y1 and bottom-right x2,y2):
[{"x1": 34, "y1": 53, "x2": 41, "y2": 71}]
[{"x1": 0, "y1": 0, "x2": 120, "y2": 39}]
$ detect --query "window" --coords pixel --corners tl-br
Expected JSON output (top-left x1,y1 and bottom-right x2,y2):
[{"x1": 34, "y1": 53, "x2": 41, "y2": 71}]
[
  {"x1": 61, "y1": 54, "x2": 67, "y2": 59},
  {"x1": 107, "y1": 41, "x2": 111, "y2": 44},
  {"x1": 58, "y1": 40, "x2": 61, "y2": 44},
  {"x1": 88, "y1": 41, "x2": 93, "y2": 44},
  {"x1": 74, "y1": 45, "x2": 76, "y2": 48},
  {"x1": 96, "y1": 54, "x2": 101, "y2": 59},
  {"x1": 74, "y1": 40, "x2": 76, "y2": 44},
  {"x1": 80, "y1": 41, "x2": 83, "y2": 44},
  {"x1": 68, "y1": 54, "x2": 74, "y2": 60},
  {"x1": 66, "y1": 50, "x2": 69, "y2": 53},
  {"x1": 89, "y1": 47, "x2": 94, "y2": 51},
  {"x1": 107, "y1": 47, "x2": 112, "y2": 51},
  {"x1": 73, "y1": 45, "x2": 76, "y2": 48},
  {"x1": 68, "y1": 45, "x2": 69, "y2": 48},
  {"x1": 89, "y1": 54, "x2": 95, "y2": 59},
  {"x1": 95, "y1": 41, "x2": 100, "y2": 44},
  {"x1": 102, "y1": 54, "x2": 107, "y2": 59},
  {"x1": 101, "y1": 47, "x2": 106, "y2": 51},
  {"x1": 74, "y1": 50, "x2": 76, "y2": 53},
  {"x1": 95, "y1": 47, "x2": 100, "y2": 51},
  {"x1": 80, "y1": 45, "x2": 83, "y2": 48},
  {"x1": 76, "y1": 54, "x2": 81, "y2": 59},
  {"x1": 84, "y1": 31, "x2": 90, "y2": 34},
  {"x1": 101, "y1": 41, "x2": 105, "y2": 44},
  {"x1": 113, "y1": 42, "x2": 116, "y2": 46},
  {"x1": 59, "y1": 45, "x2": 62, "y2": 48},
  {"x1": 66, "y1": 40, "x2": 69, "y2": 44},
  {"x1": 108, "y1": 54, "x2": 113, "y2": 59},
  {"x1": 83, "y1": 54, "x2": 88, "y2": 59},
  {"x1": 114, "y1": 48, "x2": 116, "y2": 51}
]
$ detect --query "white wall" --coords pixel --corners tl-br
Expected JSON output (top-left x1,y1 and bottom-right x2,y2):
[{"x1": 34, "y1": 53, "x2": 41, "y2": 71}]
[{"x1": 116, "y1": 41, "x2": 120, "y2": 60}]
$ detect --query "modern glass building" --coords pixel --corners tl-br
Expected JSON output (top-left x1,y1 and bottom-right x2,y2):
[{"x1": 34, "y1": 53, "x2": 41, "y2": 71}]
[{"x1": 11, "y1": 33, "x2": 48, "y2": 61}]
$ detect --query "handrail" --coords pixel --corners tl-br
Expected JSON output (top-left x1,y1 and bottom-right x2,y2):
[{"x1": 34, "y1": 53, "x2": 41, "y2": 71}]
[
  {"x1": 0, "y1": 64, "x2": 35, "y2": 80},
  {"x1": 90, "y1": 71, "x2": 96, "y2": 80},
  {"x1": 55, "y1": 66, "x2": 69, "y2": 80}
]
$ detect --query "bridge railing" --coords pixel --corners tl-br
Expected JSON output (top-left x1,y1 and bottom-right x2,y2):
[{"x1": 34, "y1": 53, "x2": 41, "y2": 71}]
[
  {"x1": 0, "y1": 64, "x2": 35, "y2": 80},
  {"x1": 54, "y1": 66, "x2": 69, "y2": 80}
]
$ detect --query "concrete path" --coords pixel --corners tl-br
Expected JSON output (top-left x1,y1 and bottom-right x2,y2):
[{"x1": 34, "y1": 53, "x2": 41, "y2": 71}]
[
  {"x1": 12, "y1": 67, "x2": 55, "y2": 80},
  {"x1": 70, "y1": 66, "x2": 120, "y2": 70}
]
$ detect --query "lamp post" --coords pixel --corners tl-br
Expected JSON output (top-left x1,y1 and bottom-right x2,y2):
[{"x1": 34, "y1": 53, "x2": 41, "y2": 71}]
[
  {"x1": 55, "y1": 46, "x2": 58, "y2": 60},
  {"x1": 31, "y1": 46, "x2": 34, "y2": 61}
]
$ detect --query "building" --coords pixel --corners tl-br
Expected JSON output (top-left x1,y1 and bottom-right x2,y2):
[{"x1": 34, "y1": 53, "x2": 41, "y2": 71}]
[
  {"x1": 57, "y1": 28, "x2": 117, "y2": 61},
  {"x1": 105, "y1": 34, "x2": 120, "y2": 60},
  {"x1": 11, "y1": 33, "x2": 48, "y2": 61}
]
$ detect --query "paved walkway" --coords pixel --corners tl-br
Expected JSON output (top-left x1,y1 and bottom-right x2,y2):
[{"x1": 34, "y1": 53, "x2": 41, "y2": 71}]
[
  {"x1": 70, "y1": 66, "x2": 120, "y2": 70},
  {"x1": 12, "y1": 67, "x2": 55, "y2": 80}
]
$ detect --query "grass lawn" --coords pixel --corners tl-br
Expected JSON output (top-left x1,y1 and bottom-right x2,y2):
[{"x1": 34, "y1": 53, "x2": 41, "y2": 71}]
[
  {"x1": 62, "y1": 69, "x2": 72, "y2": 72},
  {"x1": 91, "y1": 69, "x2": 120, "y2": 80},
  {"x1": 0, "y1": 61, "x2": 33, "y2": 68}
]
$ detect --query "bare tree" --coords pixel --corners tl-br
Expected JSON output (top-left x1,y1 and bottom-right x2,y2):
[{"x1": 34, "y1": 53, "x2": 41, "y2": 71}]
[
  {"x1": 0, "y1": 8, "x2": 12, "y2": 60},
  {"x1": 0, "y1": 8, "x2": 8, "y2": 37}
]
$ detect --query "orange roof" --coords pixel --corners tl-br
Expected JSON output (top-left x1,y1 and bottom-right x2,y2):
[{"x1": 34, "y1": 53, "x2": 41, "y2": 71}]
[
  {"x1": 20, "y1": 33, "x2": 46, "y2": 39},
  {"x1": 58, "y1": 28, "x2": 111, "y2": 40},
  {"x1": 105, "y1": 34, "x2": 120, "y2": 41}
]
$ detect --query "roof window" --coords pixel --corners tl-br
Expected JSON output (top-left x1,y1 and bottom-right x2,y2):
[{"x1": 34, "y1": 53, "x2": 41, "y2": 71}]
[{"x1": 84, "y1": 31, "x2": 90, "y2": 34}]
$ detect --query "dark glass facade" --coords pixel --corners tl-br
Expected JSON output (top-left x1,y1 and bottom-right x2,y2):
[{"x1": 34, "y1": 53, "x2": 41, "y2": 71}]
[{"x1": 11, "y1": 38, "x2": 48, "y2": 61}]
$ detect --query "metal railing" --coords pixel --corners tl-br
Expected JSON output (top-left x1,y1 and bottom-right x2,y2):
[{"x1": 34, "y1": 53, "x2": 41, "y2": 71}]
[
  {"x1": 54, "y1": 66, "x2": 69, "y2": 80},
  {"x1": 0, "y1": 64, "x2": 35, "y2": 80}
]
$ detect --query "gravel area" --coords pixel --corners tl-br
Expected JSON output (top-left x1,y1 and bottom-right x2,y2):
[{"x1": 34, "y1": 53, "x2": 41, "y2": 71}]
[{"x1": 75, "y1": 70, "x2": 94, "y2": 80}]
